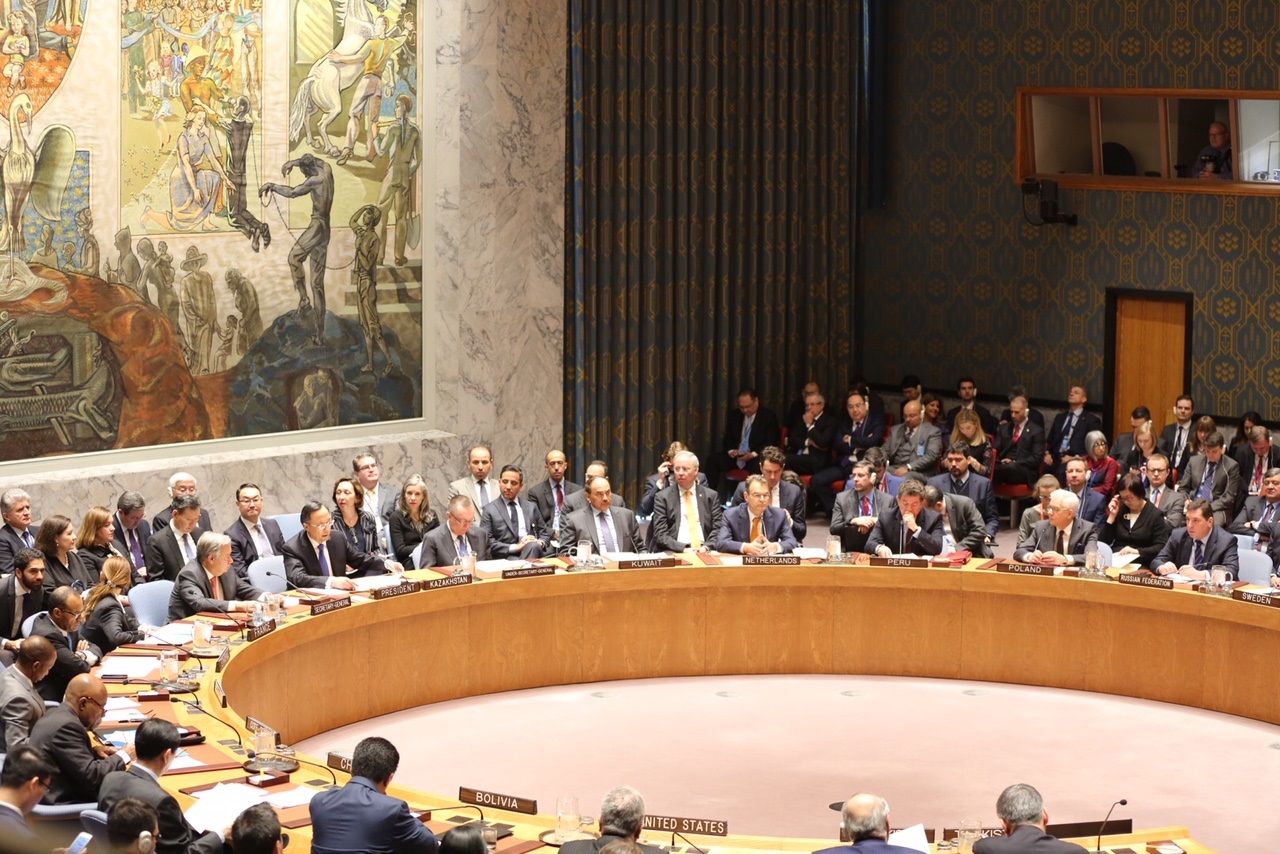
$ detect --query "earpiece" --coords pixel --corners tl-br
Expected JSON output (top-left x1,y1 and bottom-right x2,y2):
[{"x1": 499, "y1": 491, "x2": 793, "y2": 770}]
[{"x1": 138, "y1": 831, "x2": 155, "y2": 854}]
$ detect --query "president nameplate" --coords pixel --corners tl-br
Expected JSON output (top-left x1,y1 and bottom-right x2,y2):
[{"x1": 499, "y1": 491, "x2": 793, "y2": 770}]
[
  {"x1": 1118, "y1": 573, "x2": 1174, "y2": 590},
  {"x1": 425, "y1": 574, "x2": 474, "y2": 590},
  {"x1": 459, "y1": 786, "x2": 537, "y2": 814},
  {"x1": 373, "y1": 580, "x2": 421, "y2": 599},
  {"x1": 642, "y1": 815, "x2": 729, "y2": 837},
  {"x1": 743, "y1": 554, "x2": 801, "y2": 566},
  {"x1": 1233, "y1": 588, "x2": 1280, "y2": 607},
  {"x1": 501, "y1": 564, "x2": 556, "y2": 579},
  {"x1": 311, "y1": 596, "x2": 351, "y2": 616},
  {"x1": 868, "y1": 556, "x2": 929, "y2": 568},
  {"x1": 996, "y1": 562, "x2": 1057, "y2": 577}
]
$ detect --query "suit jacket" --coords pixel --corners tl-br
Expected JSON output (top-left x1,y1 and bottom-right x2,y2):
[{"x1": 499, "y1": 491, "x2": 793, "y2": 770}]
[
  {"x1": 928, "y1": 473, "x2": 999, "y2": 539},
  {"x1": 0, "y1": 664, "x2": 45, "y2": 752},
  {"x1": 1045, "y1": 408, "x2": 1102, "y2": 463},
  {"x1": 1229, "y1": 495, "x2": 1280, "y2": 536},
  {"x1": 831, "y1": 489, "x2": 894, "y2": 553},
  {"x1": 815, "y1": 838, "x2": 923, "y2": 854},
  {"x1": 1148, "y1": 484, "x2": 1186, "y2": 529},
  {"x1": 389, "y1": 510, "x2": 440, "y2": 567},
  {"x1": 448, "y1": 476, "x2": 501, "y2": 510},
  {"x1": 0, "y1": 802, "x2": 34, "y2": 840},
  {"x1": 833, "y1": 413, "x2": 887, "y2": 467},
  {"x1": 883, "y1": 422, "x2": 943, "y2": 473},
  {"x1": 81, "y1": 595, "x2": 142, "y2": 655},
  {"x1": 560, "y1": 505, "x2": 642, "y2": 554},
  {"x1": 0, "y1": 572, "x2": 43, "y2": 639},
  {"x1": 1013, "y1": 518, "x2": 1099, "y2": 563},
  {"x1": 43, "y1": 551, "x2": 97, "y2": 593},
  {"x1": 480, "y1": 496, "x2": 550, "y2": 558},
  {"x1": 719, "y1": 405, "x2": 781, "y2": 455},
  {"x1": 112, "y1": 513, "x2": 152, "y2": 575},
  {"x1": 946, "y1": 402, "x2": 1000, "y2": 435},
  {"x1": 416, "y1": 523, "x2": 492, "y2": 569},
  {"x1": 563, "y1": 833, "x2": 666, "y2": 854},
  {"x1": 731, "y1": 479, "x2": 808, "y2": 542},
  {"x1": 152, "y1": 505, "x2": 212, "y2": 533},
  {"x1": 31, "y1": 612, "x2": 100, "y2": 702},
  {"x1": 995, "y1": 420, "x2": 1045, "y2": 473},
  {"x1": 650, "y1": 484, "x2": 724, "y2": 551},
  {"x1": 1231, "y1": 444, "x2": 1280, "y2": 490},
  {"x1": 785, "y1": 411, "x2": 840, "y2": 456},
  {"x1": 0, "y1": 523, "x2": 33, "y2": 573},
  {"x1": 282, "y1": 531, "x2": 389, "y2": 590},
  {"x1": 941, "y1": 493, "x2": 992, "y2": 557},
  {"x1": 714, "y1": 504, "x2": 798, "y2": 554},
  {"x1": 1110, "y1": 430, "x2": 1136, "y2": 464},
  {"x1": 226, "y1": 516, "x2": 286, "y2": 578},
  {"x1": 1152, "y1": 524, "x2": 1239, "y2": 574},
  {"x1": 1159, "y1": 421, "x2": 1195, "y2": 477},
  {"x1": 866, "y1": 505, "x2": 944, "y2": 556},
  {"x1": 144, "y1": 523, "x2": 208, "y2": 583},
  {"x1": 1175, "y1": 453, "x2": 1242, "y2": 525},
  {"x1": 563, "y1": 489, "x2": 628, "y2": 516},
  {"x1": 309, "y1": 776, "x2": 438, "y2": 854},
  {"x1": 528, "y1": 478, "x2": 584, "y2": 533},
  {"x1": 639, "y1": 471, "x2": 705, "y2": 516},
  {"x1": 169, "y1": 562, "x2": 265, "y2": 621},
  {"x1": 973, "y1": 824, "x2": 1087, "y2": 854},
  {"x1": 28, "y1": 702, "x2": 127, "y2": 805},
  {"x1": 98, "y1": 765, "x2": 223, "y2": 854},
  {"x1": 1099, "y1": 502, "x2": 1171, "y2": 566},
  {"x1": 1069, "y1": 488, "x2": 1107, "y2": 526}
]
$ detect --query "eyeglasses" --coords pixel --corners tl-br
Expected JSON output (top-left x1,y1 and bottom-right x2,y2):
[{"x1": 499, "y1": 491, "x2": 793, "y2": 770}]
[
  {"x1": 57, "y1": 607, "x2": 84, "y2": 619},
  {"x1": 83, "y1": 696, "x2": 106, "y2": 711},
  {"x1": 238, "y1": 497, "x2": 264, "y2": 504},
  {"x1": 305, "y1": 521, "x2": 333, "y2": 530}
]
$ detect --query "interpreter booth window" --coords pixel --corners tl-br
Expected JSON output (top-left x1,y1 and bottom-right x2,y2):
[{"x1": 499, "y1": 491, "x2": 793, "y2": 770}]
[
  {"x1": 1030, "y1": 95, "x2": 1092, "y2": 175},
  {"x1": 1169, "y1": 98, "x2": 1231, "y2": 179}
]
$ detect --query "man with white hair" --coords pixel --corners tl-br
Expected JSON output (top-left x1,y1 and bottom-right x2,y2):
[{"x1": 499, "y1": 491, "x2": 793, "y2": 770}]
[
  {"x1": 561, "y1": 786, "x2": 665, "y2": 854},
  {"x1": 152, "y1": 472, "x2": 213, "y2": 531},
  {"x1": 0, "y1": 488, "x2": 35, "y2": 573},
  {"x1": 974, "y1": 784, "x2": 1087, "y2": 853},
  {"x1": 168, "y1": 532, "x2": 265, "y2": 621},
  {"x1": 1012, "y1": 489, "x2": 1097, "y2": 565},
  {"x1": 650, "y1": 451, "x2": 722, "y2": 552},
  {"x1": 813, "y1": 793, "x2": 917, "y2": 854}
]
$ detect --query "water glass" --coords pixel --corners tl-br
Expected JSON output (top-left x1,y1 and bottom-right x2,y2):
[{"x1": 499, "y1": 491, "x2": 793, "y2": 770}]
[
  {"x1": 481, "y1": 825, "x2": 498, "y2": 853},
  {"x1": 253, "y1": 726, "x2": 275, "y2": 759},
  {"x1": 556, "y1": 795, "x2": 581, "y2": 842},
  {"x1": 459, "y1": 554, "x2": 477, "y2": 574},
  {"x1": 826, "y1": 536, "x2": 842, "y2": 561},
  {"x1": 956, "y1": 819, "x2": 982, "y2": 854},
  {"x1": 192, "y1": 620, "x2": 213, "y2": 649},
  {"x1": 576, "y1": 540, "x2": 593, "y2": 563},
  {"x1": 159, "y1": 649, "x2": 180, "y2": 682}
]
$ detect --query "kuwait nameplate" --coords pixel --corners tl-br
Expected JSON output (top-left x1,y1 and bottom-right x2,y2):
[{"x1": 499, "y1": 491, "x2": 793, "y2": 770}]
[{"x1": 616, "y1": 556, "x2": 677, "y2": 569}]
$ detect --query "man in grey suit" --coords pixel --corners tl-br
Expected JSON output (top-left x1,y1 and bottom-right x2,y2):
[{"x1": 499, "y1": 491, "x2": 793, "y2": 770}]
[
  {"x1": 448, "y1": 445, "x2": 501, "y2": 511},
  {"x1": 831, "y1": 461, "x2": 893, "y2": 553},
  {"x1": 923, "y1": 485, "x2": 991, "y2": 557},
  {"x1": 883, "y1": 400, "x2": 942, "y2": 476},
  {"x1": 973, "y1": 784, "x2": 1087, "y2": 854},
  {"x1": 480, "y1": 465, "x2": 550, "y2": 560},
  {"x1": 168, "y1": 533, "x2": 265, "y2": 622},
  {"x1": 1013, "y1": 489, "x2": 1097, "y2": 565},
  {"x1": 730, "y1": 446, "x2": 807, "y2": 542},
  {"x1": 418, "y1": 495, "x2": 492, "y2": 568},
  {"x1": 0, "y1": 487, "x2": 36, "y2": 575},
  {"x1": 0, "y1": 636, "x2": 55, "y2": 752},
  {"x1": 1230, "y1": 467, "x2": 1280, "y2": 546},
  {"x1": 651, "y1": 451, "x2": 723, "y2": 552},
  {"x1": 1144, "y1": 453, "x2": 1185, "y2": 529},
  {"x1": 1175, "y1": 430, "x2": 1241, "y2": 526},
  {"x1": 560, "y1": 477, "x2": 642, "y2": 554},
  {"x1": 352, "y1": 452, "x2": 395, "y2": 529}
]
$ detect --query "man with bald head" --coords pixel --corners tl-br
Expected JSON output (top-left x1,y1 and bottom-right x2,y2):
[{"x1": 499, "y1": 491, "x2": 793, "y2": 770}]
[
  {"x1": 28, "y1": 673, "x2": 136, "y2": 804},
  {"x1": 0, "y1": 635, "x2": 56, "y2": 751},
  {"x1": 31, "y1": 586, "x2": 100, "y2": 702},
  {"x1": 560, "y1": 476, "x2": 642, "y2": 554},
  {"x1": 883, "y1": 399, "x2": 942, "y2": 477},
  {"x1": 529, "y1": 449, "x2": 584, "y2": 539},
  {"x1": 814, "y1": 793, "x2": 918, "y2": 854}
]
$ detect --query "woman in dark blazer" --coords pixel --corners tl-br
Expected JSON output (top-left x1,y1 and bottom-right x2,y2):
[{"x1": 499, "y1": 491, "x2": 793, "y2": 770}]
[
  {"x1": 1099, "y1": 473, "x2": 1171, "y2": 567},
  {"x1": 37, "y1": 514, "x2": 96, "y2": 592},
  {"x1": 75, "y1": 505, "x2": 130, "y2": 582},
  {"x1": 389, "y1": 474, "x2": 440, "y2": 568},
  {"x1": 82, "y1": 556, "x2": 145, "y2": 653},
  {"x1": 332, "y1": 476, "x2": 382, "y2": 557}
]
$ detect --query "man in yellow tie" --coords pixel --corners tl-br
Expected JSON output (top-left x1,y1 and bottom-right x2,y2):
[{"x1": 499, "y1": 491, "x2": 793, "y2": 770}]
[
  {"x1": 715, "y1": 475, "x2": 798, "y2": 555},
  {"x1": 650, "y1": 451, "x2": 723, "y2": 553}
]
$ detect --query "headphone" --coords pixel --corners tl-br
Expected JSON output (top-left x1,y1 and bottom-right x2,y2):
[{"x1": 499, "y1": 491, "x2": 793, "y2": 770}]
[{"x1": 138, "y1": 831, "x2": 155, "y2": 854}]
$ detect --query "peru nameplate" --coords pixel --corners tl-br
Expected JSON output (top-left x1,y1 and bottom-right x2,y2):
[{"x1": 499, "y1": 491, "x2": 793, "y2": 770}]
[
  {"x1": 459, "y1": 786, "x2": 537, "y2": 814},
  {"x1": 868, "y1": 556, "x2": 928, "y2": 568},
  {"x1": 311, "y1": 596, "x2": 351, "y2": 616},
  {"x1": 743, "y1": 554, "x2": 801, "y2": 566}
]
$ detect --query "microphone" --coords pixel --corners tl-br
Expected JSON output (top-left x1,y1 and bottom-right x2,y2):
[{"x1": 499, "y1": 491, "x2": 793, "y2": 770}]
[
  {"x1": 264, "y1": 570, "x2": 323, "y2": 601},
  {"x1": 421, "y1": 803, "x2": 485, "y2": 822},
  {"x1": 201, "y1": 600, "x2": 248, "y2": 641},
  {"x1": 249, "y1": 751, "x2": 337, "y2": 786},
  {"x1": 671, "y1": 830, "x2": 707, "y2": 854},
  {"x1": 171, "y1": 696, "x2": 243, "y2": 748},
  {"x1": 1095, "y1": 798, "x2": 1128, "y2": 851}
]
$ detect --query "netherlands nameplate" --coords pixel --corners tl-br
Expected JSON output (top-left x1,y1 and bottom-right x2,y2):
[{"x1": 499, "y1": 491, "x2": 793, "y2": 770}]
[{"x1": 742, "y1": 554, "x2": 801, "y2": 566}]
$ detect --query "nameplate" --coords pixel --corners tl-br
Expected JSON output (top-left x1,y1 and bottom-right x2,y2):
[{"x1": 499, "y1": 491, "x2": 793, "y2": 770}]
[
  {"x1": 641, "y1": 815, "x2": 729, "y2": 837},
  {"x1": 996, "y1": 562, "x2": 1057, "y2": 577},
  {"x1": 459, "y1": 786, "x2": 537, "y2": 814},
  {"x1": 501, "y1": 564, "x2": 556, "y2": 579},
  {"x1": 869, "y1": 556, "x2": 929, "y2": 568},
  {"x1": 742, "y1": 554, "x2": 801, "y2": 566},
  {"x1": 247, "y1": 619, "x2": 276, "y2": 642},
  {"x1": 373, "y1": 581, "x2": 421, "y2": 599},
  {"x1": 424, "y1": 574, "x2": 475, "y2": 590},
  {"x1": 310, "y1": 595, "x2": 352, "y2": 616},
  {"x1": 1233, "y1": 589, "x2": 1280, "y2": 607},
  {"x1": 327, "y1": 751, "x2": 353, "y2": 773},
  {"x1": 215, "y1": 646, "x2": 230, "y2": 674},
  {"x1": 1118, "y1": 572, "x2": 1174, "y2": 590},
  {"x1": 213, "y1": 681, "x2": 227, "y2": 708},
  {"x1": 245, "y1": 716, "x2": 282, "y2": 744},
  {"x1": 616, "y1": 556, "x2": 678, "y2": 569}
]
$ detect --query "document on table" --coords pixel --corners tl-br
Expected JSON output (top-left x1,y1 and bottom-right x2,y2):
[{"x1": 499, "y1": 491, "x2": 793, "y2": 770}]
[
  {"x1": 1110, "y1": 551, "x2": 1138, "y2": 568},
  {"x1": 350, "y1": 575, "x2": 404, "y2": 591},
  {"x1": 104, "y1": 697, "x2": 139, "y2": 711},
  {"x1": 1163, "y1": 573, "x2": 1195, "y2": 583},
  {"x1": 264, "y1": 787, "x2": 318, "y2": 809},
  {"x1": 185, "y1": 783, "x2": 269, "y2": 833},
  {"x1": 138, "y1": 624, "x2": 195, "y2": 645},
  {"x1": 887, "y1": 823, "x2": 930, "y2": 853},
  {"x1": 102, "y1": 708, "x2": 150, "y2": 723},
  {"x1": 98, "y1": 656, "x2": 162, "y2": 678},
  {"x1": 167, "y1": 753, "x2": 207, "y2": 771}
]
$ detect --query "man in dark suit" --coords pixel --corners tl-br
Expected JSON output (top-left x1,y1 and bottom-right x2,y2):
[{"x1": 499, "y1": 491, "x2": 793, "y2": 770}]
[
  {"x1": 930, "y1": 442, "x2": 999, "y2": 541},
  {"x1": 1043, "y1": 385, "x2": 1102, "y2": 475},
  {"x1": 1145, "y1": 453, "x2": 1185, "y2": 529},
  {"x1": 168, "y1": 532, "x2": 266, "y2": 621},
  {"x1": 973, "y1": 784, "x2": 1087, "y2": 854},
  {"x1": 1013, "y1": 488, "x2": 1098, "y2": 565},
  {"x1": 1232, "y1": 425, "x2": 1280, "y2": 497},
  {"x1": 946, "y1": 375, "x2": 1000, "y2": 435},
  {"x1": 924, "y1": 485, "x2": 991, "y2": 557},
  {"x1": 283, "y1": 501, "x2": 394, "y2": 590},
  {"x1": 309, "y1": 736, "x2": 438, "y2": 854},
  {"x1": 1158, "y1": 394, "x2": 1196, "y2": 479},
  {"x1": 562, "y1": 461, "x2": 631, "y2": 515},
  {"x1": 144, "y1": 494, "x2": 208, "y2": 583},
  {"x1": 28, "y1": 673, "x2": 134, "y2": 805},
  {"x1": 0, "y1": 487, "x2": 35, "y2": 574},
  {"x1": 1230, "y1": 467, "x2": 1280, "y2": 547},
  {"x1": 226, "y1": 483, "x2": 286, "y2": 578},
  {"x1": 866, "y1": 479, "x2": 944, "y2": 557},
  {"x1": 0, "y1": 548, "x2": 45, "y2": 652},
  {"x1": 0, "y1": 745, "x2": 57, "y2": 843},
  {"x1": 563, "y1": 786, "x2": 666, "y2": 854},
  {"x1": 831, "y1": 461, "x2": 893, "y2": 553},
  {"x1": 480, "y1": 465, "x2": 550, "y2": 560},
  {"x1": 98, "y1": 719, "x2": 224, "y2": 854},
  {"x1": 528, "y1": 449, "x2": 584, "y2": 539},
  {"x1": 113, "y1": 491, "x2": 152, "y2": 582},
  {"x1": 994, "y1": 396, "x2": 1045, "y2": 485},
  {"x1": 31, "y1": 587, "x2": 100, "y2": 703},
  {"x1": 560, "y1": 477, "x2": 642, "y2": 554},
  {"x1": 1175, "y1": 430, "x2": 1241, "y2": 526},
  {"x1": 1062, "y1": 457, "x2": 1107, "y2": 526},
  {"x1": 151, "y1": 472, "x2": 213, "y2": 532},
  {"x1": 1109, "y1": 405, "x2": 1151, "y2": 464},
  {"x1": 730, "y1": 446, "x2": 808, "y2": 542},
  {"x1": 785, "y1": 390, "x2": 839, "y2": 476},
  {"x1": 705, "y1": 387, "x2": 782, "y2": 491},
  {"x1": 0, "y1": 636, "x2": 55, "y2": 751},
  {"x1": 419, "y1": 495, "x2": 492, "y2": 568},
  {"x1": 651, "y1": 451, "x2": 723, "y2": 552},
  {"x1": 1152, "y1": 498, "x2": 1239, "y2": 581},
  {"x1": 813, "y1": 793, "x2": 919, "y2": 854},
  {"x1": 715, "y1": 474, "x2": 798, "y2": 555},
  {"x1": 811, "y1": 390, "x2": 885, "y2": 515}
]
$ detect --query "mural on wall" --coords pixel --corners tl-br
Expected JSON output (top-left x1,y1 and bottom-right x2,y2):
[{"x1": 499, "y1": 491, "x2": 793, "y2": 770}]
[{"x1": 0, "y1": 0, "x2": 422, "y2": 463}]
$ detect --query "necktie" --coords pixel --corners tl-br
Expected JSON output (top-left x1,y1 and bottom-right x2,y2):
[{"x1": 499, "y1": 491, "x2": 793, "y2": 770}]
[
  {"x1": 1012, "y1": 423, "x2": 1022, "y2": 444},
  {"x1": 1199, "y1": 462, "x2": 1216, "y2": 500},
  {"x1": 738, "y1": 415, "x2": 753, "y2": 468},
  {"x1": 684, "y1": 490, "x2": 702, "y2": 549},
  {"x1": 508, "y1": 501, "x2": 520, "y2": 535},
  {"x1": 21, "y1": 529, "x2": 32, "y2": 547},
  {"x1": 1060, "y1": 413, "x2": 1077, "y2": 452},
  {"x1": 128, "y1": 529, "x2": 143, "y2": 568},
  {"x1": 318, "y1": 544, "x2": 330, "y2": 576},
  {"x1": 1173, "y1": 428, "x2": 1184, "y2": 462},
  {"x1": 456, "y1": 535, "x2": 468, "y2": 557},
  {"x1": 211, "y1": 574, "x2": 222, "y2": 601},
  {"x1": 1192, "y1": 538, "x2": 1204, "y2": 568},
  {"x1": 952, "y1": 478, "x2": 964, "y2": 494},
  {"x1": 1254, "y1": 457, "x2": 1265, "y2": 491},
  {"x1": 253, "y1": 524, "x2": 272, "y2": 557},
  {"x1": 1264, "y1": 503, "x2": 1276, "y2": 524},
  {"x1": 598, "y1": 512, "x2": 617, "y2": 551},
  {"x1": 861, "y1": 495, "x2": 870, "y2": 517},
  {"x1": 555, "y1": 483, "x2": 564, "y2": 511},
  {"x1": 1151, "y1": 488, "x2": 1161, "y2": 508},
  {"x1": 750, "y1": 514, "x2": 762, "y2": 542},
  {"x1": 1055, "y1": 530, "x2": 1065, "y2": 555},
  {"x1": 478, "y1": 480, "x2": 490, "y2": 506},
  {"x1": 182, "y1": 534, "x2": 195, "y2": 562}
]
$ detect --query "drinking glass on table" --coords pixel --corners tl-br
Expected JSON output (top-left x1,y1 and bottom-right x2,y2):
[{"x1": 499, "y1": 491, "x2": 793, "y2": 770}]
[
  {"x1": 556, "y1": 795, "x2": 581, "y2": 843},
  {"x1": 481, "y1": 825, "x2": 498, "y2": 853},
  {"x1": 956, "y1": 819, "x2": 982, "y2": 853},
  {"x1": 159, "y1": 649, "x2": 180, "y2": 683}
]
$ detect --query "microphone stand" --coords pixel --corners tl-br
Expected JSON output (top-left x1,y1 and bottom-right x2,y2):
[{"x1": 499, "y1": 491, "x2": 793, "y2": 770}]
[
  {"x1": 671, "y1": 830, "x2": 707, "y2": 854},
  {"x1": 170, "y1": 696, "x2": 244, "y2": 749},
  {"x1": 1096, "y1": 798, "x2": 1128, "y2": 852}
]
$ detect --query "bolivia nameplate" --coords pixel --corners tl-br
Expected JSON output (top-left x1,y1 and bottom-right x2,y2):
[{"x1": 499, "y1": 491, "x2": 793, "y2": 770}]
[
  {"x1": 373, "y1": 580, "x2": 421, "y2": 599},
  {"x1": 247, "y1": 619, "x2": 277, "y2": 642},
  {"x1": 327, "y1": 751, "x2": 353, "y2": 773},
  {"x1": 996, "y1": 562, "x2": 1057, "y2": 577},
  {"x1": 459, "y1": 786, "x2": 537, "y2": 814},
  {"x1": 616, "y1": 556, "x2": 677, "y2": 569},
  {"x1": 1118, "y1": 573, "x2": 1174, "y2": 590},
  {"x1": 642, "y1": 815, "x2": 729, "y2": 837},
  {"x1": 215, "y1": 645, "x2": 230, "y2": 674},
  {"x1": 311, "y1": 596, "x2": 351, "y2": 616},
  {"x1": 743, "y1": 554, "x2": 801, "y2": 566},
  {"x1": 501, "y1": 564, "x2": 556, "y2": 579},
  {"x1": 425, "y1": 574, "x2": 475, "y2": 590},
  {"x1": 213, "y1": 681, "x2": 227, "y2": 708},
  {"x1": 1233, "y1": 589, "x2": 1280, "y2": 607},
  {"x1": 869, "y1": 556, "x2": 928, "y2": 568}
]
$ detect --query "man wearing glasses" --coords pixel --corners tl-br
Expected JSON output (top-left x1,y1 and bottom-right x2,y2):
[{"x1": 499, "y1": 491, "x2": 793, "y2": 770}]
[
  {"x1": 28, "y1": 673, "x2": 135, "y2": 805},
  {"x1": 30, "y1": 586, "x2": 100, "y2": 702},
  {"x1": 226, "y1": 482, "x2": 286, "y2": 578},
  {"x1": 283, "y1": 501, "x2": 400, "y2": 591},
  {"x1": 0, "y1": 744, "x2": 56, "y2": 840},
  {"x1": 1144, "y1": 454, "x2": 1185, "y2": 529},
  {"x1": 419, "y1": 495, "x2": 491, "y2": 568}
]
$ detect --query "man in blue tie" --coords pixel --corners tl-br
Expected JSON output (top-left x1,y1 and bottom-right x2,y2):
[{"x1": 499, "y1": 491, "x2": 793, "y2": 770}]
[
  {"x1": 1044, "y1": 385, "x2": 1101, "y2": 477},
  {"x1": 417, "y1": 495, "x2": 491, "y2": 568},
  {"x1": 1152, "y1": 498, "x2": 1239, "y2": 581},
  {"x1": 1175, "y1": 430, "x2": 1241, "y2": 526},
  {"x1": 0, "y1": 489, "x2": 35, "y2": 575},
  {"x1": 282, "y1": 501, "x2": 393, "y2": 590},
  {"x1": 1229, "y1": 468, "x2": 1280, "y2": 548}
]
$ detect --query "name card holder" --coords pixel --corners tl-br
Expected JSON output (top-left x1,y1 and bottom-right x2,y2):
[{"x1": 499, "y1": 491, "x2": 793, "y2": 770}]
[
  {"x1": 1118, "y1": 572, "x2": 1174, "y2": 590},
  {"x1": 459, "y1": 786, "x2": 538, "y2": 814},
  {"x1": 742, "y1": 554, "x2": 801, "y2": 566},
  {"x1": 501, "y1": 564, "x2": 556, "y2": 580},
  {"x1": 373, "y1": 580, "x2": 422, "y2": 599},
  {"x1": 213, "y1": 681, "x2": 227, "y2": 708},
  {"x1": 245, "y1": 716, "x2": 283, "y2": 745},
  {"x1": 215, "y1": 646, "x2": 231, "y2": 673},
  {"x1": 247, "y1": 619, "x2": 277, "y2": 642},
  {"x1": 642, "y1": 815, "x2": 729, "y2": 836},
  {"x1": 995, "y1": 561, "x2": 1057, "y2": 577},
  {"x1": 1232, "y1": 588, "x2": 1280, "y2": 607},
  {"x1": 327, "y1": 751, "x2": 353, "y2": 773},
  {"x1": 615, "y1": 556, "x2": 678, "y2": 569},
  {"x1": 868, "y1": 556, "x2": 929, "y2": 568},
  {"x1": 424, "y1": 574, "x2": 475, "y2": 590},
  {"x1": 311, "y1": 595, "x2": 352, "y2": 616}
]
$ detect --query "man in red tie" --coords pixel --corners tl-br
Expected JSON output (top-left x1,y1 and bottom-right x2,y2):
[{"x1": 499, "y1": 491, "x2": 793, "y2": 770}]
[
  {"x1": 994, "y1": 396, "x2": 1044, "y2": 485},
  {"x1": 1232, "y1": 425, "x2": 1280, "y2": 496},
  {"x1": 530, "y1": 449, "x2": 583, "y2": 541},
  {"x1": 830, "y1": 461, "x2": 892, "y2": 554}
]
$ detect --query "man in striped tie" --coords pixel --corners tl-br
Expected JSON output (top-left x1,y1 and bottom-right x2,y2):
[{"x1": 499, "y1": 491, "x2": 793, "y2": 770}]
[{"x1": 0, "y1": 489, "x2": 35, "y2": 575}]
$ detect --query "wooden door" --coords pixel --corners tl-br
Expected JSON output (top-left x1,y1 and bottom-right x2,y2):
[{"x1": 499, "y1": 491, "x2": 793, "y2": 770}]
[{"x1": 1111, "y1": 294, "x2": 1191, "y2": 435}]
